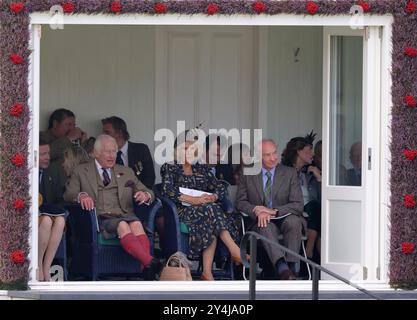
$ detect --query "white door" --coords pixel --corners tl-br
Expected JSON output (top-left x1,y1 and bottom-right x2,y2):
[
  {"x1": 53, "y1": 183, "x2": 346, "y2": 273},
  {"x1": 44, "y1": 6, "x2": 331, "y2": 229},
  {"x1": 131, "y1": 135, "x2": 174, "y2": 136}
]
[
  {"x1": 321, "y1": 27, "x2": 381, "y2": 280},
  {"x1": 155, "y1": 26, "x2": 254, "y2": 135}
]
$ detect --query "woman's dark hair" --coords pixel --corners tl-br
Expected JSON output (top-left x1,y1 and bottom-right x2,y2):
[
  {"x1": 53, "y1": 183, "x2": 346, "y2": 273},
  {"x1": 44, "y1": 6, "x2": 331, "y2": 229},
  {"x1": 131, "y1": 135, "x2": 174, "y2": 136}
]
[
  {"x1": 82, "y1": 136, "x2": 96, "y2": 155},
  {"x1": 48, "y1": 108, "x2": 75, "y2": 129},
  {"x1": 101, "y1": 116, "x2": 130, "y2": 141},
  {"x1": 281, "y1": 131, "x2": 316, "y2": 167}
]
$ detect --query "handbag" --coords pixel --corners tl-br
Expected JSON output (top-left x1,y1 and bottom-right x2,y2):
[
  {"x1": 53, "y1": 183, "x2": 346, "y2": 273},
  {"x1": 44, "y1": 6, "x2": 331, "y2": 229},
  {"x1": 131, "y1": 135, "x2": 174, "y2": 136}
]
[{"x1": 159, "y1": 253, "x2": 193, "y2": 281}]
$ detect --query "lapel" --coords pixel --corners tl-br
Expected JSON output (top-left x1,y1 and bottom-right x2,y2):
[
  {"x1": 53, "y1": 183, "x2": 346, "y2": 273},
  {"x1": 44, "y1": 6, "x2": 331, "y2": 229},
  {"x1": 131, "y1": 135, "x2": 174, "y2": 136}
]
[
  {"x1": 39, "y1": 170, "x2": 50, "y2": 202},
  {"x1": 272, "y1": 165, "x2": 285, "y2": 201},
  {"x1": 127, "y1": 141, "x2": 135, "y2": 168},
  {"x1": 254, "y1": 171, "x2": 264, "y2": 202},
  {"x1": 113, "y1": 167, "x2": 125, "y2": 204},
  {"x1": 86, "y1": 161, "x2": 99, "y2": 199}
]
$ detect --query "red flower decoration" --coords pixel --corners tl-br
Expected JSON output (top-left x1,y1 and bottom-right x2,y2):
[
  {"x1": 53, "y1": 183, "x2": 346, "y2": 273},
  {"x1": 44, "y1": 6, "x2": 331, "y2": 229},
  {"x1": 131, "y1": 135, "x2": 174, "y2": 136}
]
[
  {"x1": 13, "y1": 198, "x2": 25, "y2": 210},
  {"x1": 306, "y1": 1, "x2": 318, "y2": 15},
  {"x1": 404, "y1": 194, "x2": 416, "y2": 209},
  {"x1": 62, "y1": 2, "x2": 75, "y2": 14},
  {"x1": 11, "y1": 154, "x2": 25, "y2": 167},
  {"x1": 154, "y1": 3, "x2": 167, "y2": 14},
  {"x1": 406, "y1": 0, "x2": 416, "y2": 13},
  {"x1": 110, "y1": 1, "x2": 122, "y2": 13},
  {"x1": 404, "y1": 95, "x2": 416, "y2": 108},
  {"x1": 402, "y1": 242, "x2": 415, "y2": 254},
  {"x1": 404, "y1": 47, "x2": 417, "y2": 57},
  {"x1": 253, "y1": 1, "x2": 266, "y2": 14},
  {"x1": 10, "y1": 103, "x2": 24, "y2": 117},
  {"x1": 10, "y1": 250, "x2": 25, "y2": 264},
  {"x1": 404, "y1": 149, "x2": 417, "y2": 161},
  {"x1": 358, "y1": 1, "x2": 370, "y2": 12},
  {"x1": 10, "y1": 53, "x2": 24, "y2": 65},
  {"x1": 9, "y1": 2, "x2": 25, "y2": 13},
  {"x1": 207, "y1": 3, "x2": 219, "y2": 15}
]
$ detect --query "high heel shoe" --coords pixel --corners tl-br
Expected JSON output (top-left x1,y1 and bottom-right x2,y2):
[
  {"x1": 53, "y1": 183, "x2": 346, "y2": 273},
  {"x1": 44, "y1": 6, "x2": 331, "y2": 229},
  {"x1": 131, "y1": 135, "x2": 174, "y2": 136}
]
[
  {"x1": 231, "y1": 254, "x2": 250, "y2": 265},
  {"x1": 200, "y1": 273, "x2": 214, "y2": 281}
]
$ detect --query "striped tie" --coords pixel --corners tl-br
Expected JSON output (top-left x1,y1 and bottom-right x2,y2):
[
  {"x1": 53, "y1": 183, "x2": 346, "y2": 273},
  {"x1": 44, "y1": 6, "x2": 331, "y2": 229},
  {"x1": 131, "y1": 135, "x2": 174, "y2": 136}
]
[
  {"x1": 102, "y1": 168, "x2": 111, "y2": 187},
  {"x1": 264, "y1": 171, "x2": 272, "y2": 208}
]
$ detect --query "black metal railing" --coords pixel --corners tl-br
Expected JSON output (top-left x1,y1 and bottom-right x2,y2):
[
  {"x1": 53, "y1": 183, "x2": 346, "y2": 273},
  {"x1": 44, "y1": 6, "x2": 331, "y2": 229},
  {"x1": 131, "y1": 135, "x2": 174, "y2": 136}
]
[{"x1": 240, "y1": 231, "x2": 381, "y2": 300}]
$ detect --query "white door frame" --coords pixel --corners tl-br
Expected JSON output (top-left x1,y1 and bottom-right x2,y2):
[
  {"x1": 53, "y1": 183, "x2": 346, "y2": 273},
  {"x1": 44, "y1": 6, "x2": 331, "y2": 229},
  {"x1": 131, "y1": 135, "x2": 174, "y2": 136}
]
[
  {"x1": 28, "y1": 13, "x2": 393, "y2": 291},
  {"x1": 321, "y1": 26, "x2": 383, "y2": 281}
]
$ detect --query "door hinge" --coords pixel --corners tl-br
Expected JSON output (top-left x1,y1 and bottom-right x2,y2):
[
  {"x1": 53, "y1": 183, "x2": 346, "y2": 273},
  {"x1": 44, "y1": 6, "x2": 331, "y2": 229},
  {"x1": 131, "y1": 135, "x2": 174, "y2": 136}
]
[
  {"x1": 376, "y1": 266, "x2": 380, "y2": 280},
  {"x1": 378, "y1": 26, "x2": 383, "y2": 39},
  {"x1": 368, "y1": 147, "x2": 372, "y2": 170},
  {"x1": 363, "y1": 266, "x2": 368, "y2": 280}
]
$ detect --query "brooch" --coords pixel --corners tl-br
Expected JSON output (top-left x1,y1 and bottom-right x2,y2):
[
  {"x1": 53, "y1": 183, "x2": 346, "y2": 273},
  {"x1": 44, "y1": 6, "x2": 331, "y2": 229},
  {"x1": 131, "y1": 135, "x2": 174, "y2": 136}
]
[
  {"x1": 134, "y1": 161, "x2": 143, "y2": 176},
  {"x1": 116, "y1": 172, "x2": 124, "y2": 179}
]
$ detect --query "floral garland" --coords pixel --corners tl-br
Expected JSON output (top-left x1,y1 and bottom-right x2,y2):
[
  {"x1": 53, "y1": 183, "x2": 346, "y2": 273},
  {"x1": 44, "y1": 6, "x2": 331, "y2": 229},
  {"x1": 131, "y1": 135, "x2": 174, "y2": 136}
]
[{"x1": 0, "y1": 0, "x2": 416, "y2": 289}]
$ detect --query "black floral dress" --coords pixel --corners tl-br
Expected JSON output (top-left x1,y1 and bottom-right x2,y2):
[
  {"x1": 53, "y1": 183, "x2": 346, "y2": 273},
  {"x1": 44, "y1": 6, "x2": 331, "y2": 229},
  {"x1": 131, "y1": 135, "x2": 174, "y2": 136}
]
[{"x1": 161, "y1": 162, "x2": 239, "y2": 260}]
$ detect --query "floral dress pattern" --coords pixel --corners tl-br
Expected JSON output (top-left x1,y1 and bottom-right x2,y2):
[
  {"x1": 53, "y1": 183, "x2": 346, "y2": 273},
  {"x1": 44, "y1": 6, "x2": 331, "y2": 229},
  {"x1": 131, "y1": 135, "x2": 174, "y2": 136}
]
[{"x1": 161, "y1": 162, "x2": 239, "y2": 260}]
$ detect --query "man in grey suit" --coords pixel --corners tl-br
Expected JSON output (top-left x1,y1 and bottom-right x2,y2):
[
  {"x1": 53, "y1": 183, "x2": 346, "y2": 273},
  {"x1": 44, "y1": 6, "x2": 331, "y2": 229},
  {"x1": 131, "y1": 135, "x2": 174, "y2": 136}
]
[{"x1": 236, "y1": 139, "x2": 303, "y2": 280}]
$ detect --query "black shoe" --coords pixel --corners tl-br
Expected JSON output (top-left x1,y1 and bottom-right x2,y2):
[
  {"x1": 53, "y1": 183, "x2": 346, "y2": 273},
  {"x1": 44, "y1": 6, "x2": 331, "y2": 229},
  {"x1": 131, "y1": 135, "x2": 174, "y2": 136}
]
[{"x1": 142, "y1": 258, "x2": 162, "y2": 281}]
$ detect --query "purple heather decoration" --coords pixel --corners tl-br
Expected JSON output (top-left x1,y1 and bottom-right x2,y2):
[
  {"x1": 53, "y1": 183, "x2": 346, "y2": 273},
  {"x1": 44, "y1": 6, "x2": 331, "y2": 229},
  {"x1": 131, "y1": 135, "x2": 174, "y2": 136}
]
[{"x1": 0, "y1": 0, "x2": 416, "y2": 289}]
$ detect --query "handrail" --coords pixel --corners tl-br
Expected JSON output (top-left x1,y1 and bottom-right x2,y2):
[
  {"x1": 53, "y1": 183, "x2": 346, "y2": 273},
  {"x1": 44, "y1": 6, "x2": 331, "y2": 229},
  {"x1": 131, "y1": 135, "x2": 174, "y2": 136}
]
[{"x1": 240, "y1": 231, "x2": 382, "y2": 300}]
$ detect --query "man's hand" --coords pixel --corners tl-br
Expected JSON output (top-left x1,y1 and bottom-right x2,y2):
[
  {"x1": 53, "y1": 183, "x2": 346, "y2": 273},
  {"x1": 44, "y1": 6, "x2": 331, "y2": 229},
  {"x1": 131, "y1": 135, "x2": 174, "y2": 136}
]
[
  {"x1": 307, "y1": 165, "x2": 322, "y2": 182},
  {"x1": 253, "y1": 206, "x2": 276, "y2": 217},
  {"x1": 257, "y1": 212, "x2": 272, "y2": 228},
  {"x1": 134, "y1": 191, "x2": 151, "y2": 205},
  {"x1": 79, "y1": 194, "x2": 95, "y2": 211}
]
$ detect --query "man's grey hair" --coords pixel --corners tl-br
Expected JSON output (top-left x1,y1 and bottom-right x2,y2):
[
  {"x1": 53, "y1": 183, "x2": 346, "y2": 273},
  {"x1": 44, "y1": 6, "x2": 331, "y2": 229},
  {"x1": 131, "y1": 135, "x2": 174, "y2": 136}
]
[
  {"x1": 94, "y1": 134, "x2": 118, "y2": 152},
  {"x1": 256, "y1": 138, "x2": 277, "y2": 152},
  {"x1": 261, "y1": 138, "x2": 277, "y2": 146}
]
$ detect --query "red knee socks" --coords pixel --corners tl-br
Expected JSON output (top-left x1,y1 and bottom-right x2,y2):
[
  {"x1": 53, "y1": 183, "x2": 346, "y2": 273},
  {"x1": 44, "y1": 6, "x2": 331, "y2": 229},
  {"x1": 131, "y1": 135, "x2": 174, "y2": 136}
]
[
  {"x1": 136, "y1": 234, "x2": 151, "y2": 255},
  {"x1": 120, "y1": 233, "x2": 153, "y2": 267}
]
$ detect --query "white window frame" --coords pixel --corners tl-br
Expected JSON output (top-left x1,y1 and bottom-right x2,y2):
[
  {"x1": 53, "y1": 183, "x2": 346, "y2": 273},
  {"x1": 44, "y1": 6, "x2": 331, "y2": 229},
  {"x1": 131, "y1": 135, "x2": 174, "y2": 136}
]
[{"x1": 29, "y1": 13, "x2": 393, "y2": 292}]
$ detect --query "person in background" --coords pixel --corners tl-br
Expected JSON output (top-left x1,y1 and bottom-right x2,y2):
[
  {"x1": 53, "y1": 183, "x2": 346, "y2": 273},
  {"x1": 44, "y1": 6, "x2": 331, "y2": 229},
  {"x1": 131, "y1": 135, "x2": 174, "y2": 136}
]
[
  {"x1": 40, "y1": 108, "x2": 88, "y2": 164},
  {"x1": 102, "y1": 116, "x2": 155, "y2": 189},
  {"x1": 205, "y1": 134, "x2": 234, "y2": 186},
  {"x1": 228, "y1": 143, "x2": 254, "y2": 186},
  {"x1": 38, "y1": 137, "x2": 67, "y2": 281},
  {"x1": 82, "y1": 136, "x2": 96, "y2": 158},
  {"x1": 281, "y1": 133, "x2": 321, "y2": 260},
  {"x1": 346, "y1": 141, "x2": 362, "y2": 186}
]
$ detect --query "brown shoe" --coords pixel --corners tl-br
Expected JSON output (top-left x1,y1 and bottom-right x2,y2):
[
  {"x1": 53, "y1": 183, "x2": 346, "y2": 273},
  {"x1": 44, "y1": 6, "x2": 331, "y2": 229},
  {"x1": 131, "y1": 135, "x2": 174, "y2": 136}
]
[{"x1": 278, "y1": 269, "x2": 296, "y2": 280}]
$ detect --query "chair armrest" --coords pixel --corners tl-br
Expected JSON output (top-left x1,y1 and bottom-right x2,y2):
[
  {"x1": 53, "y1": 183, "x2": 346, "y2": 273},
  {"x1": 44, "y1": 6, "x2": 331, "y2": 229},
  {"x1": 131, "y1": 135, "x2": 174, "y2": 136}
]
[
  {"x1": 153, "y1": 183, "x2": 183, "y2": 255},
  {"x1": 140, "y1": 198, "x2": 162, "y2": 235},
  {"x1": 240, "y1": 211, "x2": 250, "y2": 218},
  {"x1": 65, "y1": 203, "x2": 97, "y2": 244}
]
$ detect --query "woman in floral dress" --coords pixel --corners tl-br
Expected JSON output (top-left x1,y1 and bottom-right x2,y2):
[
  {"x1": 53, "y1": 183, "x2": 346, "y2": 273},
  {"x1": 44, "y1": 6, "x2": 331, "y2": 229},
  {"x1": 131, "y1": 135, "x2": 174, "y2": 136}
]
[{"x1": 161, "y1": 139, "x2": 242, "y2": 280}]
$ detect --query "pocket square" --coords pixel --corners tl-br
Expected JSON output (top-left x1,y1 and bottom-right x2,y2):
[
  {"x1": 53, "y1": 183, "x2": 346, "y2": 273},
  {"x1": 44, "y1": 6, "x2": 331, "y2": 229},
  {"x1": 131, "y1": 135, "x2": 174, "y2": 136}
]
[{"x1": 125, "y1": 180, "x2": 135, "y2": 188}]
